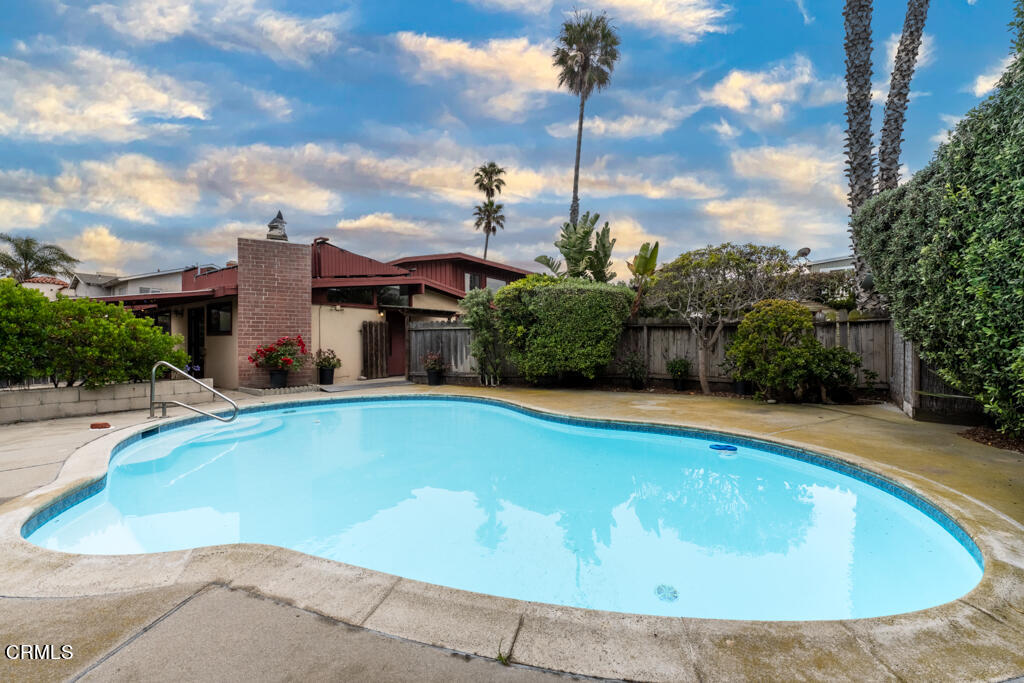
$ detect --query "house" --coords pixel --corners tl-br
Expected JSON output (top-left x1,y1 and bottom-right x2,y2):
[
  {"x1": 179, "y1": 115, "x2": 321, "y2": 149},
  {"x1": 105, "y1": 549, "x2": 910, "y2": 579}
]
[
  {"x1": 68, "y1": 266, "x2": 213, "y2": 298},
  {"x1": 91, "y1": 214, "x2": 531, "y2": 389},
  {"x1": 808, "y1": 255, "x2": 855, "y2": 272},
  {"x1": 22, "y1": 276, "x2": 69, "y2": 300}
]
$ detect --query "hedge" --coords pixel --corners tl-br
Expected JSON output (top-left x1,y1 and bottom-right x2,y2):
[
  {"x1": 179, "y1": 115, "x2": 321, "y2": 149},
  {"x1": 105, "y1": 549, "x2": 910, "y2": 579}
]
[{"x1": 852, "y1": 21, "x2": 1024, "y2": 434}]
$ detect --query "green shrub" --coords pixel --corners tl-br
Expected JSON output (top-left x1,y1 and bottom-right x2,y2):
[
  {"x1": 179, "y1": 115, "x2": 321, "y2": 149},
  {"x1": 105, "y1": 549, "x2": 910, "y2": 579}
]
[
  {"x1": 0, "y1": 279, "x2": 53, "y2": 382},
  {"x1": 666, "y1": 357, "x2": 691, "y2": 379},
  {"x1": 47, "y1": 297, "x2": 188, "y2": 388},
  {"x1": 727, "y1": 300, "x2": 860, "y2": 402},
  {"x1": 852, "y1": 20, "x2": 1024, "y2": 434},
  {"x1": 617, "y1": 350, "x2": 648, "y2": 388},
  {"x1": 459, "y1": 287, "x2": 503, "y2": 386},
  {"x1": 494, "y1": 275, "x2": 631, "y2": 381}
]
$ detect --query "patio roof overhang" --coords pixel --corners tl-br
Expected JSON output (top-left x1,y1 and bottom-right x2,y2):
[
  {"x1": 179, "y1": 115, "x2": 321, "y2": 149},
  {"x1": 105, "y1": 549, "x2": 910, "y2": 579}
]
[
  {"x1": 312, "y1": 276, "x2": 464, "y2": 300},
  {"x1": 93, "y1": 286, "x2": 238, "y2": 308}
]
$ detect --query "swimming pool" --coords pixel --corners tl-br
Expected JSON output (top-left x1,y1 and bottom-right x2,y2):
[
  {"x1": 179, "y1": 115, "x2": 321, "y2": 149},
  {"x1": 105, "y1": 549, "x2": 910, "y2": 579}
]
[{"x1": 25, "y1": 397, "x2": 983, "y2": 620}]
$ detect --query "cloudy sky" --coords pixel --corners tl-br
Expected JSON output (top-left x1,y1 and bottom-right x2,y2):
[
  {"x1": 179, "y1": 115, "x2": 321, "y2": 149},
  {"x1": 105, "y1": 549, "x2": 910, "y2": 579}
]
[{"x1": 0, "y1": 0, "x2": 1015, "y2": 277}]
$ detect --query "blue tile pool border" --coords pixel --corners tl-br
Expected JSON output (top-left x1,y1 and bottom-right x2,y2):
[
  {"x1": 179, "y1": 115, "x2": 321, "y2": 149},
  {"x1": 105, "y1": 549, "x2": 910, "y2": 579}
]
[{"x1": 20, "y1": 393, "x2": 985, "y2": 569}]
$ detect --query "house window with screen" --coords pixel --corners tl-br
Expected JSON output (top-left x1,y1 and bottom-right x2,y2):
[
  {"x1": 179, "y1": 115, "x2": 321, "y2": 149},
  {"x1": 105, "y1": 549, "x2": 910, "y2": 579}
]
[
  {"x1": 464, "y1": 273, "x2": 484, "y2": 291},
  {"x1": 206, "y1": 301, "x2": 232, "y2": 335}
]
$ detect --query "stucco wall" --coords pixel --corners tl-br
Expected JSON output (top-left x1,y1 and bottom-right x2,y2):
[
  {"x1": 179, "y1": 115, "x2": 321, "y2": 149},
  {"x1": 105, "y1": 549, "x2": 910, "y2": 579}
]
[
  {"x1": 203, "y1": 298, "x2": 239, "y2": 389},
  {"x1": 411, "y1": 290, "x2": 462, "y2": 313},
  {"x1": 312, "y1": 305, "x2": 380, "y2": 382}
]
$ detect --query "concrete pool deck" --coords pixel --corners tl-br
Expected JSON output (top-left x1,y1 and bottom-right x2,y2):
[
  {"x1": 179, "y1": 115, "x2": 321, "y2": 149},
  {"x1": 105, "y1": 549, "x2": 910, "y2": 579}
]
[{"x1": 1, "y1": 385, "x2": 1022, "y2": 681}]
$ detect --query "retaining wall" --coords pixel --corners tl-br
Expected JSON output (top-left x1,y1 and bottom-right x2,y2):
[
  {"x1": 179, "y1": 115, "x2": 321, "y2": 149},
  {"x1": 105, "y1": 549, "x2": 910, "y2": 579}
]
[{"x1": 0, "y1": 378, "x2": 214, "y2": 425}]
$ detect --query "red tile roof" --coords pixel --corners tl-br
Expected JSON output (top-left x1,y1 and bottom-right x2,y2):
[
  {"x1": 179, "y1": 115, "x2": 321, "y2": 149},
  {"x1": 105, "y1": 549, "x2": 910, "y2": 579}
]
[{"x1": 23, "y1": 276, "x2": 69, "y2": 286}]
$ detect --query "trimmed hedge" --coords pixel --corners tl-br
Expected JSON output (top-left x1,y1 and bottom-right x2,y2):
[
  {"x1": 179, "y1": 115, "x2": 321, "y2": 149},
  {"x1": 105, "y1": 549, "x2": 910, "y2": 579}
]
[
  {"x1": 493, "y1": 274, "x2": 632, "y2": 381},
  {"x1": 852, "y1": 29, "x2": 1024, "y2": 434}
]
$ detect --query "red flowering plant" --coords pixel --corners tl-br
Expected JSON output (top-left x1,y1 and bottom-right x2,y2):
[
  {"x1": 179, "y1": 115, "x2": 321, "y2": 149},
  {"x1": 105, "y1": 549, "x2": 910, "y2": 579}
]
[{"x1": 247, "y1": 335, "x2": 308, "y2": 371}]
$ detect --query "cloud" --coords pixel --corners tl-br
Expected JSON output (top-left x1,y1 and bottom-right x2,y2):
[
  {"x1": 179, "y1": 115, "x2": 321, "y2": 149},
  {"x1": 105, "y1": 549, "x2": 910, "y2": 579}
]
[
  {"x1": 459, "y1": 0, "x2": 554, "y2": 14},
  {"x1": 702, "y1": 196, "x2": 840, "y2": 243},
  {"x1": 706, "y1": 117, "x2": 740, "y2": 140},
  {"x1": 599, "y1": 0, "x2": 731, "y2": 43},
  {"x1": 970, "y1": 55, "x2": 1015, "y2": 97},
  {"x1": 930, "y1": 113, "x2": 964, "y2": 144},
  {"x1": 792, "y1": 0, "x2": 813, "y2": 24},
  {"x1": 336, "y1": 212, "x2": 427, "y2": 236},
  {"x1": 729, "y1": 143, "x2": 846, "y2": 206},
  {"x1": 0, "y1": 199, "x2": 56, "y2": 230},
  {"x1": 249, "y1": 88, "x2": 293, "y2": 120},
  {"x1": 0, "y1": 43, "x2": 207, "y2": 142},
  {"x1": 90, "y1": 0, "x2": 347, "y2": 66},
  {"x1": 545, "y1": 103, "x2": 700, "y2": 139},
  {"x1": 394, "y1": 32, "x2": 556, "y2": 120},
  {"x1": 700, "y1": 55, "x2": 841, "y2": 123},
  {"x1": 187, "y1": 220, "x2": 266, "y2": 255},
  {"x1": 55, "y1": 154, "x2": 200, "y2": 223},
  {"x1": 67, "y1": 225, "x2": 156, "y2": 269},
  {"x1": 604, "y1": 215, "x2": 669, "y2": 279}
]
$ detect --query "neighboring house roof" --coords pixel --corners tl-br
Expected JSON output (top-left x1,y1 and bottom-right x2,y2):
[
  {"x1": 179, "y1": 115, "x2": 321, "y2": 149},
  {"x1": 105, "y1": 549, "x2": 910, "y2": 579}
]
[
  {"x1": 387, "y1": 252, "x2": 532, "y2": 276},
  {"x1": 313, "y1": 242, "x2": 410, "y2": 278},
  {"x1": 71, "y1": 272, "x2": 118, "y2": 287},
  {"x1": 23, "y1": 276, "x2": 69, "y2": 286}
]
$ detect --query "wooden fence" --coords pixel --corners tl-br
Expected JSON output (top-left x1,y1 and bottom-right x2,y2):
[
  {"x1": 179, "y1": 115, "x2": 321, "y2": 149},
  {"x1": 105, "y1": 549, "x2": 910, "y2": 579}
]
[{"x1": 409, "y1": 317, "x2": 893, "y2": 389}]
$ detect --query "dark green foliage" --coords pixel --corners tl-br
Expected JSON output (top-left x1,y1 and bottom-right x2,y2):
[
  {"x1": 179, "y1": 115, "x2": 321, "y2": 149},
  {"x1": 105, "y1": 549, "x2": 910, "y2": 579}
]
[
  {"x1": 460, "y1": 287, "x2": 503, "y2": 386},
  {"x1": 0, "y1": 279, "x2": 53, "y2": 382},
  {"x1": 493, "y1": 275, "x2": 631, "y2": 381},
  {"x1": 852, "y1": 24, "x2": 1024, "y2": 434},
  {"x1": 666, "y1": 357, "x2": 691, "y2": 379},
  {"x1": 727, "y1": 300, "x2": 861, "y2": 402},
  {"x1": 617, "y1": 350, "x2": 648, "y2": 388},
  {"x1": 798, "y1": 269, "x2": 857, "y2": 310},
  {"x1": 0, "y1": 234, "x2": 79, "y2": 282},
  {"x1": 46, "y1": 297, "x2": 188, "y2": 388}
]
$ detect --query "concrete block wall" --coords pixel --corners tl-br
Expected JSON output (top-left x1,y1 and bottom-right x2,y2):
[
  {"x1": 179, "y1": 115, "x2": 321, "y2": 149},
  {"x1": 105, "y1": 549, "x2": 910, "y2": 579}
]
[
  {"x1": 236, "y1": 238, "x2": 313, "y2": 388},
  {"x1": 0, "y1": 378, "x2": 214, "y2": 425}
]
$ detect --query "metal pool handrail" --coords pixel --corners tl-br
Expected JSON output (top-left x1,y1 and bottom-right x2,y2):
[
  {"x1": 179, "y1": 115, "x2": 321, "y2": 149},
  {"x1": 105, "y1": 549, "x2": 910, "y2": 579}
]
[{"x1": 149, "y1": 361, "x2": 238, "y2": 422}]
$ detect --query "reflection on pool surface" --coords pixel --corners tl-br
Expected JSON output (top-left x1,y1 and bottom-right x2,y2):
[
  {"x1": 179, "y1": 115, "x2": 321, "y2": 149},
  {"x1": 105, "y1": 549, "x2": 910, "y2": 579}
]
[{"x1": 27, "y1": 398, "x2": 983, "y2": 620}]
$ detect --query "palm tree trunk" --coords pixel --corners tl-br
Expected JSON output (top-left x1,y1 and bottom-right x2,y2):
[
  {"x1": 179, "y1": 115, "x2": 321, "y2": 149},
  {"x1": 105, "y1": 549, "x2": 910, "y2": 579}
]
[
  {"x1": 843, "y1": 0, "x2": 880, "y2": 310},
  {"x1": 483, "y1": 227, "x2": 491, "y2": 260},
  {"x1": 878, "y1": 0, "x2": 930, "y2": 192},
  {"x1": 570, "y1": 94, "x2": 586, "y2": 226}
]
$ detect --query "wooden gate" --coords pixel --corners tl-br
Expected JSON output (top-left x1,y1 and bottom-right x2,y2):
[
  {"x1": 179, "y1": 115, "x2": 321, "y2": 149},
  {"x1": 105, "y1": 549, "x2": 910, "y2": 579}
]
[{"x1": 361, "y1": 320, "x2": 388, "y2": 379}]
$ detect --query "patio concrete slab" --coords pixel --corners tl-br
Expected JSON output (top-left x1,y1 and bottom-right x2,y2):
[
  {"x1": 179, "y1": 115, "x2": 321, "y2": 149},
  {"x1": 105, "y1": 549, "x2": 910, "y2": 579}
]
[
  {"x1": 78, "y1": 585, "x2": 560, "y2": 683},
  {"x1": 0, "y1": 461, "x2": 63, "y2": 503}
]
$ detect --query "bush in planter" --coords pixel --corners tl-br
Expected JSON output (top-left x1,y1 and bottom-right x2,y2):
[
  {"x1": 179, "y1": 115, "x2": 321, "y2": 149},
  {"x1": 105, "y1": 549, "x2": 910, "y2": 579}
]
[
  {"x1": 247, "y1": 335, "x2": 308, "y2": 371},
  {"x1": 666, "y1": 357, "x2": 691, "y2": 390},
  {"x1": 726, "y1": 300, "x2": 861, "y2": 402},
  {"x1": 493, "y1": 275, "x2": 632, "y2": 382},
  {"x1": 313, "y1": 348, "x2": 341, "y2": 384},
  {"x1": 0, "y1": 279, "x2": 52, "y2": 383}
]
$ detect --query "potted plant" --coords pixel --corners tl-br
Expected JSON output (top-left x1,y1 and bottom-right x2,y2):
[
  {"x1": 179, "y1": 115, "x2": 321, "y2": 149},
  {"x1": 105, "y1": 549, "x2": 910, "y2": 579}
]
[
  {"x1": 247, "y1": 335, "x2": 307, "y2": 388},
  {"x1": 618, "y1": 351, "x2": 648, "y2": 390},
  {"x1": 666, "y1": 357, "x2": 690, "y2": 391},
  {"x1": 423, "y1": 351, "x2": 446, "y2": 386},
  {"x1": 313, "y1": 348, "x2": 341, "y2": 385}
]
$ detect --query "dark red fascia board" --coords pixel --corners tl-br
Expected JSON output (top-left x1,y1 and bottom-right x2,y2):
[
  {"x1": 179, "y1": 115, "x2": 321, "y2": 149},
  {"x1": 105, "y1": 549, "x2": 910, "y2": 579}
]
[
  {"x1": 93, "y1": 286, "x2": 237, "y2": 305},
  {"x1": 387, "y1": 252, "x2": 533, "y2": 276},
  {"x1": 312, "y1": 276, "x2": 464, "y2": 300}
]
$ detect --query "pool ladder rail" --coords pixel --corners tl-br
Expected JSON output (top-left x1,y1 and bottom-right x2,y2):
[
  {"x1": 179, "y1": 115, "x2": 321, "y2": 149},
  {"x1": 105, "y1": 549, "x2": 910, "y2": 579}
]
[{"x1": 149, "y1": 361, "x2": 239, "y2": 422}]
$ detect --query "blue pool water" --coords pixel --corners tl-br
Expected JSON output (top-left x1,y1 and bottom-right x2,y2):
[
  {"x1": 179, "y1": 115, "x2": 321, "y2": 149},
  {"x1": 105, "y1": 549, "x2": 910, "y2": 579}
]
[{"x1": 26, "y1": 398, "x2": 983, "y2": 620}]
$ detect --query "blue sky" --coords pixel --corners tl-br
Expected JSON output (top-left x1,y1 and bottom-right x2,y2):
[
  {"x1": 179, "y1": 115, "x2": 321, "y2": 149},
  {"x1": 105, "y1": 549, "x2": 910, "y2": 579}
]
[{"x1": 0, "y1": 0, "x2": 1016, "y2": 277}]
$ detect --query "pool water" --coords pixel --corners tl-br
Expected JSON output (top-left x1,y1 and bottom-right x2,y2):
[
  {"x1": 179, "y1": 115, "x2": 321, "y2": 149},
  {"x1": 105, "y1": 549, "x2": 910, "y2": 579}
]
[{"x1": 26, "y1": 398, "x2": 983, "y2": 620}]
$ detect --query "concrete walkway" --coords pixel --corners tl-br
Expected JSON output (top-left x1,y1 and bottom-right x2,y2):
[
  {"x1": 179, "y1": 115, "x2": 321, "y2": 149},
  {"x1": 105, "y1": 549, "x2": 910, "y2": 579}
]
[{"x1": 1, "y1": 385, "x2": 1022, "y2": 681}]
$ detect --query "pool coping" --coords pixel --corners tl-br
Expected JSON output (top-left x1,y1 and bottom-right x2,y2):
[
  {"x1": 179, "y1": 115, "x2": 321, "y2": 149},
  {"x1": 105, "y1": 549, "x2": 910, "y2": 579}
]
[{"x1": 2, "y1": 390, "x2": 1023, "y2": 681}]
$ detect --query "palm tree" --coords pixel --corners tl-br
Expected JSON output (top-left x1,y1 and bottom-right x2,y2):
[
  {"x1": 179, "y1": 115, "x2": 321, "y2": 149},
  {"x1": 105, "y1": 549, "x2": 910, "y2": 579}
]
[
  {"x1": 877, "y1": 0, "x2": 931, "y2": 191},
  {"x1": 0, "y1": 233, "x2": 79, "y2": 283},
  {"x1": 473, "y1": 200, "x2": 505, "y2": 260},
  {"x1": 553, "y1": 11, "x2": 620, "y2": 226},
  {"x1": 473, "y1": 162, "x2": 506, "y2": 258}
]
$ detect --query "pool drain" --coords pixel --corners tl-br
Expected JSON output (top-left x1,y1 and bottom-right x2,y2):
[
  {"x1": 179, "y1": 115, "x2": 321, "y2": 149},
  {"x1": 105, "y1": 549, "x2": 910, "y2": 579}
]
[{"x1": 655, "y1": 584, "x2": 679, "y2": 602}]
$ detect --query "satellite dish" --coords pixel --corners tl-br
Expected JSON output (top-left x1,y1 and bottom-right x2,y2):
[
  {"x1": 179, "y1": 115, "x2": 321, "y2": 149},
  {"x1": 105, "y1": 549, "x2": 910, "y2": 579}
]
[{"x1": 795, "y1": 247, "x2": 811, "y2": 258}]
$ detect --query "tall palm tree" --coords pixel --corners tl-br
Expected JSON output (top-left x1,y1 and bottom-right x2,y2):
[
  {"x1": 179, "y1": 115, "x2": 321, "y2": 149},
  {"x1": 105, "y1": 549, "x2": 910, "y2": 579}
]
[
  {"x1": 0, "y1": 233, "x2": 79, "y2": 283},
  {"x1": 473, "y1": 200, "x2": 505, "y2": 260},
  {"x1": 473, "y1": 162, "x2": 506, "y2": 258},
  {"x1": 553, "y1": 11, "x2": 620, "y2": 226},
  {"x1": 877, "y1": 0, "x2": 931, "y2": 191}
]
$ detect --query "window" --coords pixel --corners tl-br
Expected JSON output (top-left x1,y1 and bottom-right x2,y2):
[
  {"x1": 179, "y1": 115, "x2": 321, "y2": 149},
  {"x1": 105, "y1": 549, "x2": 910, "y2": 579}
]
[
  {"x1": 464, "y1": 272, "x2": 484, "y2": 291},
  {"x1": 326, "y1": 287, "x2": 375, "y2": 306},
  {"x1": 151, "y1": 311, "x2": 171, "y2": 334},
  {"x1": 206, "y1": 301, "x2": 232, "y2": 335},
  {"x1": 486, "y1": 278, "x2": 506, "y2": 292},
  {"x1": 378, "y1": 285, "x2": 411, "y2": 306},
  {"x1": 139, "y1": 286, "x2": 162, "y2": 294}
]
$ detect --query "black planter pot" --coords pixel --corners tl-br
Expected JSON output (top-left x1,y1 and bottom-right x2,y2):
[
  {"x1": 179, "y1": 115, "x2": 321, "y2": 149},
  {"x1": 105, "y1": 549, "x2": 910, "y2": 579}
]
[
  {"x1": 732, "y1": 380, "x2": 748, "y2": 395},
  {"x1": 426, "y1": 369, "x2": 444, "y2": 386},
  {"x1": 269, "y1": 369, "x2": 288, "y2": 389},
  {"x1": 318, "y1": 367, "x2": 335, "y2": 385},
  {"x1": 672, "y1": 377, "x2": 687, "y2": 391},
  {"x1": 629, "y1": 377, "x2": 647, "y2": 390}
]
